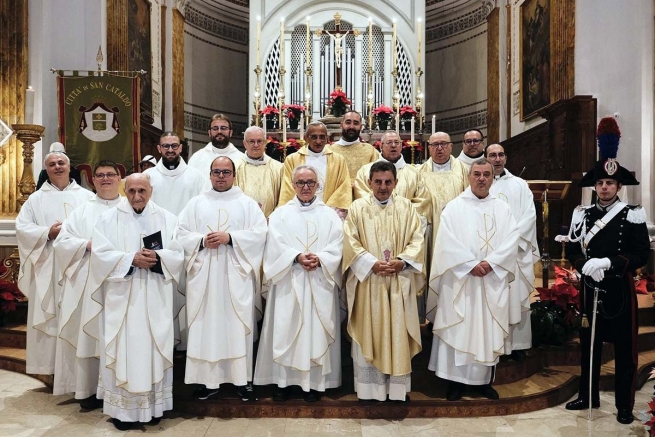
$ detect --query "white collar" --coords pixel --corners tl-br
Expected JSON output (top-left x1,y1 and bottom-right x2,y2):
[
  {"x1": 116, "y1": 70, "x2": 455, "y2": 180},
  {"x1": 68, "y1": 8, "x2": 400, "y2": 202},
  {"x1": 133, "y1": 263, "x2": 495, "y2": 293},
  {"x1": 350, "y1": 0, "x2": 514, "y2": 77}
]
[
  {"x1": 379, "y1": 155, "x2": 406, "y2": 170},
  {"x1": 372, "y1": 195, "x2": 393, "y2": 207},
  {"x1": 243, "y1": 154, "x2": 267, "y2": 166},
  {"x1": 334, "y1": 138, "x2": 360, "y2": 146},
  {"x1": 432, "y1": 158, "x2": 451, "y2": 172},
  {"x1": 154, "y1": 157, "x2": 188, "y2": 176},
  {"x1": 307, "y1": 148, "x2": 325, "y2": 158}
]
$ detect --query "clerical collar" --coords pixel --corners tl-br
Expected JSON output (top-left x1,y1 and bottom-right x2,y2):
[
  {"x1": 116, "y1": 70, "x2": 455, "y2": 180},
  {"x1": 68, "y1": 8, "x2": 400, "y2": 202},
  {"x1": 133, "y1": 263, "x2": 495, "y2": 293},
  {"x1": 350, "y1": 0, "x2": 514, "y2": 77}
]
[
  {"x1": 166, "y1": 159, "x2": 181, "y2": 170},
  {"x1": 211, "y1": 143, "x2": 234, "y2": 153},
  {"x1": 244, "y1": 153, "x2": 266, "y2": 166},
  {"x1": 596, "y1": 197, "x2": 620, "y2": 213},
  {"x1": 334, "y1": 138, "x2": 359, "y2": 146},
  {"x1": 307, "y1": 148, "x2": 325, "y2": 157},
  {"x1": 467, "y1": 152, "x2": 484, "y2": 160},
  {"x1": 432, "y1": 158, "x2": 451, "y2": 172},
  {"x1": 494, "y1": 171, "x2": 506, "y2": 180},
  {"x1": 96, "y1": 194, "x2": 121, "y2": 205},
  {"x1": 298, "y1": 196, "x2": 317, "y2": 206},
  {"x1": 47, "y1": 180, "x2": 72, "y2": 191},
  {"x1": 372, "y1": 195, "x2": 393, "y2": 207},
  {"x1": 132, "y1": 207, "x2": 145, "y2": 215},
  {"x1": 380, "y1": 155, "x2": 406, "y2": 170}
]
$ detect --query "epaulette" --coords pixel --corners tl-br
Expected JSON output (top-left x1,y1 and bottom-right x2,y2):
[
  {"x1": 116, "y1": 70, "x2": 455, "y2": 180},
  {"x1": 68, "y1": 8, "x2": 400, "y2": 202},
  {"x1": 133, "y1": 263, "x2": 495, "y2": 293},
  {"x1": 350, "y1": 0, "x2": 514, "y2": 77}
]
[
  {"x1": 571, "y1": 205, "x2": 592, "y2": 225},
  {"x1": 627, "y1": 205, "x2": 647, "y2": 224}
]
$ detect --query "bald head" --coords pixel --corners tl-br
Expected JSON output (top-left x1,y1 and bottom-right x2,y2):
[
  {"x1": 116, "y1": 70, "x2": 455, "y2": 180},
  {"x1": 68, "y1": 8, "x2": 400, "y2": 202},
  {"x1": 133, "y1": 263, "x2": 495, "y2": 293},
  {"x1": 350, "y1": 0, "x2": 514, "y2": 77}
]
[{"x1": 125, "y1": 173, "x2": 153, "y2": 213}]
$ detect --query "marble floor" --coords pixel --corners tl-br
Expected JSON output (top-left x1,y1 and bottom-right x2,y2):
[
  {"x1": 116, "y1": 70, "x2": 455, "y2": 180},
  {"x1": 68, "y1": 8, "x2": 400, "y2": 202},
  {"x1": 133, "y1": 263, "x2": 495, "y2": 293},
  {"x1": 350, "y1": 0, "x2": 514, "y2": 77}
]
[{"x1": 0, "y1": 370, "x2": 651, "y2": 437}]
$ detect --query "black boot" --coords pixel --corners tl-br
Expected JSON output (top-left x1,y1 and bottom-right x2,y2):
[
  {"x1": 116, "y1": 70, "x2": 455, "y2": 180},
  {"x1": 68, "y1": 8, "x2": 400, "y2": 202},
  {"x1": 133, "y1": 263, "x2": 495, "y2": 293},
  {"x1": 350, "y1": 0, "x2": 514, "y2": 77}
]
[
  {"x1": 616, "y1": 408, "x2": 634, "y2": 424},
  {"x1": 446, "y1": 381, "x2": 464, "y2": 401},
  {"x1": 112, "y1": 418, "x2": 132, "y2": 431},
  {"x1": 273, "y1": 386, "x2": 288, "y2": 402},
  {"x1": 565, "y1": 398, "x2": 600, "y2": 410}
]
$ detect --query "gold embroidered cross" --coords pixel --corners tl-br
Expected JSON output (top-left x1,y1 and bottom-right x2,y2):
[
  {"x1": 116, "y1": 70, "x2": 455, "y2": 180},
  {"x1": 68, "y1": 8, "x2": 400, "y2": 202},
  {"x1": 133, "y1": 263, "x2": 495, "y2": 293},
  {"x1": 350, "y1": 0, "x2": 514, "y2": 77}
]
[{"x1": 478, "y1": 213, "x2": 496, "y2": 256}]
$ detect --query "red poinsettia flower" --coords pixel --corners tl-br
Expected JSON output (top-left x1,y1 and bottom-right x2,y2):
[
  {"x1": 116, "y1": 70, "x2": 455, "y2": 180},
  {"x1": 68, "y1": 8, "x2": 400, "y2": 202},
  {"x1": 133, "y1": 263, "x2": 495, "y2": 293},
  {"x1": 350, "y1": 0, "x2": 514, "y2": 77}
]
[
  {"x1": 282, "y1": 104, "x2": 305, "y2": 120},
  {"x1": 399, "y1": 105, "x2": 418, "y2": 119},
  {"x1": 373, "y1": 140, "x2": 382, "y2": 149},
  {"x1": 266, "y1": 136, "x2": 279, "y2": 147},
  {"x1": 260, "y1": 105, "x2": 280, "y2": 118}
]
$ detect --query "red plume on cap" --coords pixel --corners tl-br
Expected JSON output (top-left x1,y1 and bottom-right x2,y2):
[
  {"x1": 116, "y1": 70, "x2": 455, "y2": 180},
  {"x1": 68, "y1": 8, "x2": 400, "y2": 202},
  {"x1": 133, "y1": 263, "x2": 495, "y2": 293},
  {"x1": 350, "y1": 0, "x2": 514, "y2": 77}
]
[{"x1": 596, "y1": 117, "x2": 621, "y2": 160}]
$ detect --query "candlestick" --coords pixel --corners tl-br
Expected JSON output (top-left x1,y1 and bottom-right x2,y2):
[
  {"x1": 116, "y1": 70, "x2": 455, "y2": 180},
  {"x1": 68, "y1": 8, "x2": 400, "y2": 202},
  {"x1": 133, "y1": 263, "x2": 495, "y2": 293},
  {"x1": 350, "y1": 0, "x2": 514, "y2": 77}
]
[
  {"x1": 256, "y1": 16, "x2": 261, "y2": 64},
  {"x1": 368, "y1": 18, "x2": 373, "y2": 68},
  {"x1": 300, "y1": 113, "x2": 304, "y2": 138},
  {"x1": 263, "y1": 119, "x2": 267, "y2": 139},
  {"x1": 432, "y1": 115, "x2": 436, "y2": 134},
  {"x1": 395, "y1": 113, "x2": 399, "y2": 134},
  {"x1": 411, "y1": 117, "x2": 415, "y2": 142},
  {"x1": 25, "y1": 86, "x2": 35, "y2": 124},
  {"x1": 283, "y1": 111, "x2": 287, "y2": 142},
  {"x1": 306, "y1": 16, "x2": 310, "y2": 69},
  {"x1": 280, "y1": 17, "x2": 285, "y2": 70},
  {"x1": 392, "y1": 19, "x2": 397, "y2": 72},
  {"x1": 417, "y1": 18, "x2": 422, "y2": 68}
]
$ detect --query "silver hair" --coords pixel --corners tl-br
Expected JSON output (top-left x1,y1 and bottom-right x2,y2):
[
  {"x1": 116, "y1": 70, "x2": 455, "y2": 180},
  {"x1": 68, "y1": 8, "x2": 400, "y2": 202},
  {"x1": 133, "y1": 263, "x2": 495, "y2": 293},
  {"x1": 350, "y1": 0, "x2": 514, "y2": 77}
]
[
  {"x1": 306, "y1": 121, "x2": 327, "y2": 132},
  {"x1": 468, "y1": 158, "x2": 493, "y2": 175},
  {"x1": 244, "y1": 125, "x2": 265, "y2": 138},
  {"x1": 292, "y1": 164, "x2": 319, "y2": 182},
  {"x1": 124, "y1": 172, "x2": 152, "y2": 189},
  {"x1": 380, "y1": 130, "x2": 400, "y2": 144},
  {"x1": 43, "y1": 151, "x2": 70, "y2": 165}
]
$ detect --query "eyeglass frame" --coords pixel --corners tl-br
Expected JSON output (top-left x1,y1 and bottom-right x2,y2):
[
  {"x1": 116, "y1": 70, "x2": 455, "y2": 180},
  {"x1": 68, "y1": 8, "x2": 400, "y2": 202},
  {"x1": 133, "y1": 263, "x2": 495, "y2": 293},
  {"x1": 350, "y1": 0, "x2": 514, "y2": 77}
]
[
  {"x1": 93, "y1": 173, "x2": 119, "y2": 180},
  {"x1": 463, "y1": 138, "x2": 483, "y2": 145},
  {"x1": 211, "y1": 169, "x2": 234, "y2": 177},
  {"x1": 428, "y1": 142, "x2": 453, "y2": 149},
  {"x1": 210, "y1": 126, "x2": 231, "y2": 132},
  {"x1": 294, "y1": 180, "x2": 317, "y2": 188},
  {"x1": 160, "y1": 143, "x2": 181, "y2": 150}
]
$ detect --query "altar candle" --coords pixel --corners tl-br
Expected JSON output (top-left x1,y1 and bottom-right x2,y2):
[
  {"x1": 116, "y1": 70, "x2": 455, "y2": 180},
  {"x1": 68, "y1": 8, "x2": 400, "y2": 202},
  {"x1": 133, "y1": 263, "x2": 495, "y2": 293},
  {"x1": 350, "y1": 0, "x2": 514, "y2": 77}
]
[
  {"x1": 417, "y1": 18, "x2": 422, "y2": 67},
  {"x1": 395, "y1": 113, "x2": 399, "y2": 135},
  {"x1": 25, "y1": 86, "x2": 34, "y2": 124},
  {"x1": 256, "y1": 16, "x2": 261, "y2": 64},
  {"x1": 411, "y1": 117, "x2": 415, "y2": 142},
  {"x1": 306, "y1": 16, "x2": 310, "y2": 68},
  {"x1": 368, "y1": 18, "x2": 373, "y2": 68},
  {"x1": 300, "y1": 113, "x2": 304, "y2": 139},
  {"x1": 392, "y1": 19, "x2": 397, "y2": 72},
  {"x1": 432, "y1": 115, "x2": 436, "y2": 134},
  {"x1": 283, "y1": 112, "x2": 287, "y2": 142},
  {"x1": 263, "y1": 120, "x2": 267, "y2": 139},
  {"x1": 280, "y1": 17, "x2": 285, "y2": 70}
]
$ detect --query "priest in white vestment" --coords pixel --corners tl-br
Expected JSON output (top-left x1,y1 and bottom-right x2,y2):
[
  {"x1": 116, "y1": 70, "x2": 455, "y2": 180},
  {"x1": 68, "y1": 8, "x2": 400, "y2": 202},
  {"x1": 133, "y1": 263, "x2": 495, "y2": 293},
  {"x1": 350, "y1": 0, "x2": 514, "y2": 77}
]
[
  {"x1": 456, "y1": 129, "x2": 486, "y2": 168},
  {"x1": 344, "y1": 161, "x2": 425, "y2": 402},
  {"x1": 144, "y1": 131, "x2": 209, "y2": 350},
  {"x1": 90, "y1": 173, "x2": 183, "y2": 430},
  {"x1": 176, "y1": 156, "x2": 267, "y2": 402},
  {"x1": 254, "y1": 164, "x2": 343, "y2": 402},
  {"x1": 52, "y1": 160, "x2": 122, "y2": 407},
  {"x1": 427, "y1": 159, "x2": 519, "y2": 401},
  {"x1": 487, "y1": 144, "x2": 539, "y2": 359},
  {"x1": 16, "y1": 151, "x2": 93, "y2": 375},
  {"x1": 188, "y1": 114, "x2": 245, "y2": 174}
]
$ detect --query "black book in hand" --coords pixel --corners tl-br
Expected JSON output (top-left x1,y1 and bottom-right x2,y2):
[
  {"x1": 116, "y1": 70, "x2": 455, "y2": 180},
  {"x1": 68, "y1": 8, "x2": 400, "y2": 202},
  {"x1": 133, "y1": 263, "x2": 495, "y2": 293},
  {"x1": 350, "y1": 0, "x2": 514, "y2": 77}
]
[{"x1": 143, "y1": 231, "x2": 163, "y2": 251}]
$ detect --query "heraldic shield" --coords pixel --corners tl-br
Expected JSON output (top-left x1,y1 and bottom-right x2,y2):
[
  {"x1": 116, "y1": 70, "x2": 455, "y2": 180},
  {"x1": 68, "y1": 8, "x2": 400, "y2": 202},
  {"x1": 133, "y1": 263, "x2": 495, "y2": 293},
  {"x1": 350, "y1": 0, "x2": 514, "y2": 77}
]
[{"x1": 78, "y1": 102, "x2": 120, "y2": 142}]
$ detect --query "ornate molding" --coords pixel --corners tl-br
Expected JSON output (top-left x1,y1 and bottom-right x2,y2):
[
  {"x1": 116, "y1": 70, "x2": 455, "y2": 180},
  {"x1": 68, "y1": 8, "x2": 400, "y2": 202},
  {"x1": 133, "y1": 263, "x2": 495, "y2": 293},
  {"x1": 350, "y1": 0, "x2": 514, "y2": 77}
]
[
  {"x1": 185, "y1": 5, "x2": 248, "y2": 44},
  {"x1": 434, "y1": 109, "x2": 487, "y2": 134},
  {"x1": 426, "y1": 5, "x2": 490, "y2": 43},
  {"x1": 175, "y1": 0, "x2": 189, "y2": 16}
]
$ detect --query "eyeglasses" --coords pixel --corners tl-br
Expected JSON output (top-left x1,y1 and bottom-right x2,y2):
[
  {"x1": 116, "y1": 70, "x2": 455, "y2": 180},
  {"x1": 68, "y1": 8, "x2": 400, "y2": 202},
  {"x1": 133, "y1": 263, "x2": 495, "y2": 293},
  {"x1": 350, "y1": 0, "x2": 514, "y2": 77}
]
[
  {"x1": 383, "y1": 140, "x2": 402, "y2": 146},
  {"x1": 487, "y1": 152, "x2": 506, "y2": 159},
  {"x1": 210, "y1": 126, "x2": 230, "y2": 131},
  {"x1": 246, "y1": 139, "x2": 266, "y2": 146},
  {"x1": 428, "y1": 142, "x2": 452, "y2": 149},
  {"x1": 160, "y1": 143, "x2": 180, "y2": 150},
  {"x1": 211, "y1": 169, "x2": 233, "y2": 176},
  {"x1": 463, "y1": 139, "x2": 483, "y2": 145},
  {"x1": 294, "y1": 181, "x2": 317, "y2": 188},
  {"x1": 94, "y1": 173, "x2": 119, "y2": 179}
]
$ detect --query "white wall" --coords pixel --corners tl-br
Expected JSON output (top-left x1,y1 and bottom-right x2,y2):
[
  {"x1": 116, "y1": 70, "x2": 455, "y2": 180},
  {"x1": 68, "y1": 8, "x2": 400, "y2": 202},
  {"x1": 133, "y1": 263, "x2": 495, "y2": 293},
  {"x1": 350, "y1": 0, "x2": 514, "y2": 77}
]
[{"x1": 575, "y1": 0, "x2": 654, "y2": 215}]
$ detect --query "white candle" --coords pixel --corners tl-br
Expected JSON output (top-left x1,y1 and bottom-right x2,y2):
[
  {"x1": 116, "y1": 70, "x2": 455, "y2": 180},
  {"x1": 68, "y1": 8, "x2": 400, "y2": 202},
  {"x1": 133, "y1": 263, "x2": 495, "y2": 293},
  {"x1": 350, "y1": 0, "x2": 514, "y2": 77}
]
[
  {"x1": 300, "y1": 113, "x2": 304, "y2": 139},
  {"x1": 392, "y1": 19, "x2": 397, "y2": 72},
  {"x1": 263, "y1": 118, "x2": 267, "y2": 139},
  {"x1": 417, "y1": 18, "x2": 422, "y2": 68},
  {"x1": 25, "y1": 86, "x2": 35, "y2": 124},
  {"x1": 283, "y1": 112, "x2": 287, "y2": 142},
  {"x1": 411, "y1": 117, "x2": 415, "y2": 142},
  {"x1": 256, "y1": 16, "x2": 261, "y2": 66},
  {"x1": 306, "y1": 16, "x2": 310, "y2": 69},
  {"x1": 432, "y1": 115, "x2": 436, "y2": 134},
  {"x1": 395, "y1": 113, "x2": 399, "y2": 135},
  {"x1": 368, "y1": 18, "x2": 373, "y2": 69},
  {"x1": 280, "y1": 18, "x2": 285, "y2": 70}
]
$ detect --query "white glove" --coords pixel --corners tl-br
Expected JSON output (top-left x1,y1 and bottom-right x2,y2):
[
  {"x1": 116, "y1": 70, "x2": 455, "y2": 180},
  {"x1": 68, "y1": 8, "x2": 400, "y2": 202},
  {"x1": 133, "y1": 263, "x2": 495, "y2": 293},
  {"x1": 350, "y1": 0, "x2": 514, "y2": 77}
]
[{"x1": 581, "y1": 257, "x2": 611, "y2": 282}]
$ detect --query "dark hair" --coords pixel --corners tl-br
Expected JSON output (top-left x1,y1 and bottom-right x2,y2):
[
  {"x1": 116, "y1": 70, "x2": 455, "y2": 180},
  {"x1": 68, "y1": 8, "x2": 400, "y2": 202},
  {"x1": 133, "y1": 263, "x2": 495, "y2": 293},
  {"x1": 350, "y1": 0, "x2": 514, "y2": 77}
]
[
  {"x1": 343, "y1": 110, "x2": 362, "y2": 121},
  {"x1": 210, "y1": 156, "x2": 236, "y2": 173},
  {"x1": 93, "y1": 160, "x2": 120, "y2": 175},
  {"x1": 484, "y1": 143, "x2": 504, "y2": 157},
  {"x1": 369, "y1": 160, "x2": 397, "y2": 180},
  {"x1": 209, "y1": 114, "x2": 232, "y2": 130},
  {"x1": 465, "y1": 128, "x2": 484, "y2": 140},
  {"x1": 160, "y1": 131, "x2": 180, "y2": 143}
]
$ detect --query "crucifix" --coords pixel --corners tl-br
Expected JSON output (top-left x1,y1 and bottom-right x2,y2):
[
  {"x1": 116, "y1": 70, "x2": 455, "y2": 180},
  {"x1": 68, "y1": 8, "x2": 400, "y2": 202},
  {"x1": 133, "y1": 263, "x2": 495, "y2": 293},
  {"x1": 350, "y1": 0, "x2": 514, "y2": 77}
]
[{"x1": 314, "y1": 12, "x2": 359, "y2": 89}]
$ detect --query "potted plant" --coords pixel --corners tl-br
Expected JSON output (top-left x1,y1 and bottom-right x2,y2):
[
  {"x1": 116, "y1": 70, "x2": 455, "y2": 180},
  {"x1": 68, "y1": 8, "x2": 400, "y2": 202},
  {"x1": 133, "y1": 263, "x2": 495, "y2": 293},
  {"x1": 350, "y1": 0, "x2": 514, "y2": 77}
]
[
  {"x1": 399, "y1": 105, "x2": 418, "y2": 131},
  {"x1": 327, "y1": 89, "x2": 351, "y2": 117},
  {"x1": 373, "y1": 105, "x2": 394, "y2": 131},
  {"x1": 260, "y1": 105, "x2": 280, "y2": 130},
  {"x1": 282, "y1": 104, "x2": 305, "y2": 130},
  {"x1": 0, "y1": 277, "x2": 24, "y2": 327},
  {"x1": 531, "y1": 266, "x2": 580, "y2": 346}
]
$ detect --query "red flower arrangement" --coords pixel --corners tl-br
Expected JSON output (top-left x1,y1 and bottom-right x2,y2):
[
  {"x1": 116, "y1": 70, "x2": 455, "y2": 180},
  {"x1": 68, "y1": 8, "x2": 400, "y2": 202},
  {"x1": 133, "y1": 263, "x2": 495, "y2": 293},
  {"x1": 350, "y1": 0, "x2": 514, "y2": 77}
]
[
  {"x1": 327, "y1": 89, "x2": 351, "y2": 116},
  {"x1": 260, "y1": 105, "x2": 280, "y2": 120},
  {"x1": 399, "y1": 105, "x2": 418, "y2": 120},
  {"x1": 373, "y1": 105, "x2": 394, "y2": 122},
  {"x1": 276, "y1": 138, "x2": 302, "y2": 153},
  {"x1": 644, "y1": 368, "x2": 655, "y2": 435},
  {"x1": 282, "y1": 104, "x2": 305, "y2": 120}
]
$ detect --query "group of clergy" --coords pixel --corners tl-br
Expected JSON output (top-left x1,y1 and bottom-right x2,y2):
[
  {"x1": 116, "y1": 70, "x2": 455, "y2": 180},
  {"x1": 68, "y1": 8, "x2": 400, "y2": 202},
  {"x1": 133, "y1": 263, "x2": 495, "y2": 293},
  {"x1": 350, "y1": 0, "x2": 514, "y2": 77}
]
[{"x1": 15, "y1": 111, "x2": 539, "y2": 430}]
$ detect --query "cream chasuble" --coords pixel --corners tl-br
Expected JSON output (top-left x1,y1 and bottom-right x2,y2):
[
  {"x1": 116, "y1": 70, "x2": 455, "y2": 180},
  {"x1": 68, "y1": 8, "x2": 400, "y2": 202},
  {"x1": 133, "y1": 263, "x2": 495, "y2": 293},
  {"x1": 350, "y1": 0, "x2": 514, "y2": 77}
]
[
  {"x1": 187, "y1": 142, "x2": 245, "y2": 175},
  {"x1": 279, "y1": 146, "x2": 352, "y2": 210},
  {"x1": 490, "y1": 170, "x2": 539, "y2": 351},
  {"x1": 456, "y1": 151, "x2": 484, "y2": 168},
  {"x1": 343, "y1": 195, "x2": 424, "y2": 400},
  {"x1": 427, "y1": 188, "x2": 518, "y2": 385},
  {"x1": 234, "y1": 154, "x2": 284, "y2": 218},
  {"x1": 354, "y1": 156, "x2": 431, "y2": 221},
  {"x1": 254, "y1": 196, "x2": 343, "y2": 391},
  {"x1": 16, "y1": 181, "x2": 94, "y2": 375},
  {"x1": 176, "y1": 187, "x2": 267, "y2": 388},
  {"x1": 52, "y1": 194, "x2": 121, "y2": 398},
  {"x1": 90, "y1": 199, "x2": 183, "y2": 422},
  {"x1": 330, "y1": 139, "x2": 379, "y2": 180}
]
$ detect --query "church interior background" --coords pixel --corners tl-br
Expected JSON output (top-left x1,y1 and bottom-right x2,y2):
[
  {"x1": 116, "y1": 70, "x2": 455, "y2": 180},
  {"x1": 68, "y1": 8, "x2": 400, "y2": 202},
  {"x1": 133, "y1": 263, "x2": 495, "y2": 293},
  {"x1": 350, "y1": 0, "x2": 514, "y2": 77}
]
[{"x1": 1, "y1": 0, "x2": 655, "y2": 429}]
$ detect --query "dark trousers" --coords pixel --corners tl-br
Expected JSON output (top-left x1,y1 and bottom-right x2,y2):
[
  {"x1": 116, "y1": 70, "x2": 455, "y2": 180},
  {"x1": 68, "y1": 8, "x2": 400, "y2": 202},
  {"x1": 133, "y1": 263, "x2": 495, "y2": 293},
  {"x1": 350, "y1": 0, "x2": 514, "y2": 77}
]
[{"x1": 577, "y1": 285, "x2": 638, "y2": 410}]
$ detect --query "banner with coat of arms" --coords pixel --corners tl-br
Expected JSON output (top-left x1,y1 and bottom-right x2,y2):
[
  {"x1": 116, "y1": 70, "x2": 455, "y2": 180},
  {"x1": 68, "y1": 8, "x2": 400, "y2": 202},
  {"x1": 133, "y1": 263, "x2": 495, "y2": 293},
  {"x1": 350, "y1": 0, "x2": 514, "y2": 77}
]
[{"x1": 57, "y1": 73, "x2": 140, "y2": 185}]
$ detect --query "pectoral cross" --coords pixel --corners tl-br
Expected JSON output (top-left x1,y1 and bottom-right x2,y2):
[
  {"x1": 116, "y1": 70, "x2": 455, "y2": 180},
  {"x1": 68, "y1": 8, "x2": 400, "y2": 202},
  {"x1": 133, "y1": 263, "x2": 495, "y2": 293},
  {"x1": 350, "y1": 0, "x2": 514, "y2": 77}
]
[{"x1": 315, "y1": 12, "x2": 359, "y2": 89}]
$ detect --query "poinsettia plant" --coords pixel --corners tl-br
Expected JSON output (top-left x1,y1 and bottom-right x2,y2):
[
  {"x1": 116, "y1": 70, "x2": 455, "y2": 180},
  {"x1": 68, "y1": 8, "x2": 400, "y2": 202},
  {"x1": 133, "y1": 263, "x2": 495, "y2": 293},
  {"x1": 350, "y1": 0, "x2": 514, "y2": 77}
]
[
  {"x1": 644, "y1": 368, "x2": 655, "y2": 435},
  {"x1": 373, "y1": 105, "x2": 394, "y2": 123},
  {"x1": 0, "y1": 276, "x2": 24, "y2": 325},
  {"x1": 399, "y1": 105, "x2": 418, "y2": 120},
  {"x1": 260, "y1": 105, "x2": 280, "y2": 120},
  {"x1": 282, "y1": 104, "x2": 305, "y2": 120},
  {"x1": 327, "y1": 89, "x2": 351, "y2": 116}
]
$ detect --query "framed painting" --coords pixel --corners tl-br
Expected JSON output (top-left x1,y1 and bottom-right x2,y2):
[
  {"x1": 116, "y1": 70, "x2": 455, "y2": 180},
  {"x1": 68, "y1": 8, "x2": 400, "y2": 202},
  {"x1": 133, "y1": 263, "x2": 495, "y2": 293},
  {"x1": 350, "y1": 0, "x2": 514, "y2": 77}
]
[
  {"x1": 520, "y1": 0, "x2": 551, "y2": 120},
  {"x1": 128, "y1": 0, "x2": 153, "y2": 117}
]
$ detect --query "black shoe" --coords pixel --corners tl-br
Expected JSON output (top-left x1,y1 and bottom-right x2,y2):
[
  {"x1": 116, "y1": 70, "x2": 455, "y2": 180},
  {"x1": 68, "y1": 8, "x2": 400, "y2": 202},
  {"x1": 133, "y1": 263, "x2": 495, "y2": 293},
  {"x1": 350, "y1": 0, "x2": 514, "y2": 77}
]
[
  {"x1": 475, "y1": 384, "x2": 499, "y2": 400},
  {"x1": 510, "y1": 350, "x2": 527, "y2": 362},
  {"x1": 236, "y1": 382, "x2": 257, "y2": 402},
  {"x1": 446, "y1": 381, "x2": 464, "y2": 401},
  {"x1": 197, "y1": 386, "x2": 219, "y2": 400},
  {"x1": 112, "y1": 418, "x2": 132, "y2": 431},
  {"x1": 303, "y1": 389, "x2": 321, "y2": 402},
  {"x1": 565, "y1": 398, "x2": 600, "y2": 410},
  {"x1": 273, "y1": 386, "x2": 288, "y2": 402},
  {"x1": 79, "y1": 395, "x2": 103, "y2": 410},
  {"x1": 148, "y1": 417, "x2": 161, "y2": 426},
  {"x1": 616, "y1": 408, "x2": 634, "y2": 424}
]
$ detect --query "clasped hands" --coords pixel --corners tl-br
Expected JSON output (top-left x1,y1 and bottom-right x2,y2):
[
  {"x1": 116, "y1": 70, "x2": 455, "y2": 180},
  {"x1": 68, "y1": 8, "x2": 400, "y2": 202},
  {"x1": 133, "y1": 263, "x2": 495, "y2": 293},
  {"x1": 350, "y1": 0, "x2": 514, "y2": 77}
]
[
  {"x1": 470, "y1": 261, "x2": 492, "y2": 277},
  {"x1": 297, "y1": 252, "x2": 320, "y2": 271},
  {"x1": 372, "y1": 259, "x2": 404, "y2": 277},
  {"x1": 204, "y1": 231, "x2": 230, "y2": 249},
  {"x1": 581, "y1": 257, "x2": 611, "y2": 282},
  {"x1": 132, "y1": 248, "x2": 158, "y2": 269}
]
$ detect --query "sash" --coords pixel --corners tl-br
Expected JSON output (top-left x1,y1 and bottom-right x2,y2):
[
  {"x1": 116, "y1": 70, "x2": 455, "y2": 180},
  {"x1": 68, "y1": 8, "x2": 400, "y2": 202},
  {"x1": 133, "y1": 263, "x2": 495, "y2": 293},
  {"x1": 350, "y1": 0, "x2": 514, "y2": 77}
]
[{"x1": 583, "y1": 201, "x2": 627, "y2": 250}]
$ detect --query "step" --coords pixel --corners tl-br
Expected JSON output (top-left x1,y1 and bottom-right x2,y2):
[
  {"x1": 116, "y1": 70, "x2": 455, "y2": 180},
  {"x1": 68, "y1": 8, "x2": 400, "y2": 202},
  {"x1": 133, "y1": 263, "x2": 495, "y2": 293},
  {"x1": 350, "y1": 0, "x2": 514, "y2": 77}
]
[{"x1": 0, "y1": 324, "x2": 26, "y2": 349}]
